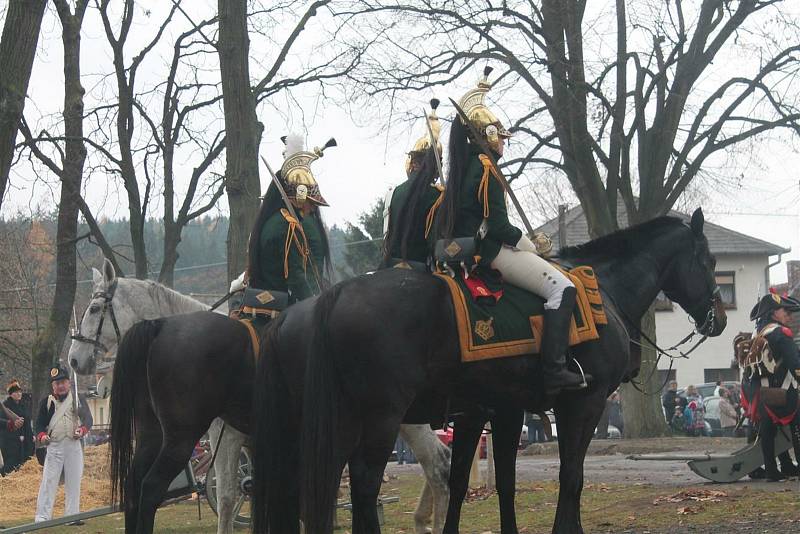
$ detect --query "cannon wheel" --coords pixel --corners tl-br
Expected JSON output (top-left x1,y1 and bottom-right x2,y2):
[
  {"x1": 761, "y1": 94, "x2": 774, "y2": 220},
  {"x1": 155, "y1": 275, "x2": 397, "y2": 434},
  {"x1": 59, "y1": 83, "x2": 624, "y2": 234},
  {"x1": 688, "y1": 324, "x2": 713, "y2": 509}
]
[{"x1": 205, "y1": 445, "x2": 252, "y2": 528}]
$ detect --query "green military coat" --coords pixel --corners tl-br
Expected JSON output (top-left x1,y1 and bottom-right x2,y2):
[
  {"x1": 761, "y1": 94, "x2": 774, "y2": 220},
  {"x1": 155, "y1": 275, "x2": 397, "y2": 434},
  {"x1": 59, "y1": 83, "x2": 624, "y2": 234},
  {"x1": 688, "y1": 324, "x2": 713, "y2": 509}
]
[
  {"x1": 255, "y1": 208, "x2": 317, "y2": 303},
  {"x1": 451, "y1": 145, "x2": 522, "y2": 265},
  {"x1": 386, "y1": 181, "x2": 444, "y2": 263}
]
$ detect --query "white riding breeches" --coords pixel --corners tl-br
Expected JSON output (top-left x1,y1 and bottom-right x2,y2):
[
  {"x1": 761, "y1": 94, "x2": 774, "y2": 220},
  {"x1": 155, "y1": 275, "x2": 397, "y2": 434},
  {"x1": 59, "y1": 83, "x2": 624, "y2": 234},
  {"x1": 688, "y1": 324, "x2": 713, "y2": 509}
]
[
  {"x1": 491, "y1": 237, "x2": 574, "y2": 310},
  {"x1": 35, "y1": 438, "x2": 83, "y2": 522}
]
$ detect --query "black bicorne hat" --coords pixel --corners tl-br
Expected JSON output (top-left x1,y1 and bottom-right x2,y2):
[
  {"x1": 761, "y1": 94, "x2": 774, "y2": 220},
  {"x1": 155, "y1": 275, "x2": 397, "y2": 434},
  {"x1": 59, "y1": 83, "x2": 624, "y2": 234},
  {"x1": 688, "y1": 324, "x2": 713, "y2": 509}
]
[
  {"x1": 49, "y1": 366, "x2": 70, "y2": 383},
  {"x1": 749, "y1": 291, "x2": 800, "y2": 321}
]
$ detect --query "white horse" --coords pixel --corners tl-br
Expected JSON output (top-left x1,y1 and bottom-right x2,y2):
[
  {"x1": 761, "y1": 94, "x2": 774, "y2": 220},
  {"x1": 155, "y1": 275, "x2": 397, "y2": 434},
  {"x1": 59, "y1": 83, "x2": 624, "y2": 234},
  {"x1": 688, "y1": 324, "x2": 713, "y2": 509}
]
[{"x1": 68, "y1": 258, "x2": 450, "y2": 534}]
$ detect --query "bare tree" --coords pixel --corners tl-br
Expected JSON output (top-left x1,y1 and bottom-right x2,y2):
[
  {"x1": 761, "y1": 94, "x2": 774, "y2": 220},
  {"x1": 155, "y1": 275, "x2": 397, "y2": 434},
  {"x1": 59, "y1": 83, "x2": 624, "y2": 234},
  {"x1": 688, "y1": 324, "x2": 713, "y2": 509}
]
[
  {"x1": 143, "y1": 15, "x2": 226, "y2": 285},
  {"x1": 342, "y1": 0, "x2": 800, "y2": 436},
  {"x1": 217, "y1": 0, "x2": 262, "y2": 282},
  {"x1": 95, "y1": 0, "x2": 182, "y2": 279},
  {"x1": 218, "y1": 0, "x2": 366, "y2": 281},
  {"x1": 15, "y1": 0, "x2": 90, "y2": 407},
  {"x1": 0, "y1": 0, "x2": 47, "y2": 212}
]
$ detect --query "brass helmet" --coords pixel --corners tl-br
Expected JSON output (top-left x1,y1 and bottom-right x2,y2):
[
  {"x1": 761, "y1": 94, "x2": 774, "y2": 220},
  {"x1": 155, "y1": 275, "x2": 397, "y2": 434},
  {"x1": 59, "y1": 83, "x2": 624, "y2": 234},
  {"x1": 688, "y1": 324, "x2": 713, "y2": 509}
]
[
  {"x1": 279, "y1": 134, "x2": 336, "y2": 207},
  {"x1": 457, "y1": 66, "x2": 512, "y2": 151},
  {"x1": 405, "y1": 98, "x2": 443, "y2": 176}
]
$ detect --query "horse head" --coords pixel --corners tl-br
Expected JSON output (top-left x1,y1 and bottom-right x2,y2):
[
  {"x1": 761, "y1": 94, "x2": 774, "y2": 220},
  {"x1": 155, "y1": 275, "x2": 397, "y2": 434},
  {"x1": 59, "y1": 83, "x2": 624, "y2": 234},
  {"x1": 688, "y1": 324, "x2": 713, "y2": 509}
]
[
  {"x1": 661, "y1": 208, "x2": 727, "y2": 337},
  {"x1": 68, "y1": 258, "x2": 125, "y2": 375}
]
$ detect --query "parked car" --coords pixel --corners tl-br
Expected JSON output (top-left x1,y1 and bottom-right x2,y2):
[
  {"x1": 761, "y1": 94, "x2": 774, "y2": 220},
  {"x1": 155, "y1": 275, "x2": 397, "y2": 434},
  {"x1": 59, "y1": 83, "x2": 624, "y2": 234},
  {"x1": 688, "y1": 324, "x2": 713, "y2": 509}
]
[
  {"x1": 677, "y1": 381, "x2": 740, "y2": 401},
  {"x1": 435, "y1": 424, "x2": 530, "y2": 456}
]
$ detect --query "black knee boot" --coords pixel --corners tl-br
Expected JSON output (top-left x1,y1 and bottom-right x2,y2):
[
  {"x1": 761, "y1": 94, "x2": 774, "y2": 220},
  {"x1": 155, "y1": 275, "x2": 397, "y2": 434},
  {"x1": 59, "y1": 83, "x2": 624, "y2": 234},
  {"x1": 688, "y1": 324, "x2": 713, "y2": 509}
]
[
  {"x1": 542, "y1": 286, "x2": 592, "y2": 394},
  {"x1": 760, "y1": 421, "x2": 785, "y2": 481}
]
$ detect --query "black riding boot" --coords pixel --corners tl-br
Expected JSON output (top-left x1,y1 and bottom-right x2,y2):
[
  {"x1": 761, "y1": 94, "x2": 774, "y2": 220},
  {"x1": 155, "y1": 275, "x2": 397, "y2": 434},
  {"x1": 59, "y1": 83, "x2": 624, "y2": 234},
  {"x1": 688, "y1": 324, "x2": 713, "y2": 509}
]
[
  {"x1": 760, "y1": 421, "x2": 785, "y2": 481},
  {"x1": 542, "y1": 286, "x2": 592, "y2": 394}
]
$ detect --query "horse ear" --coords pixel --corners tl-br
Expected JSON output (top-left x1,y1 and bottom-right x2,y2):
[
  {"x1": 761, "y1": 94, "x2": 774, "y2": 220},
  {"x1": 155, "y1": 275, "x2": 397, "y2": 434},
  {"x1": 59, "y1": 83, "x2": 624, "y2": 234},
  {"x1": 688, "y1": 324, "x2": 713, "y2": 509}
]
[
  {"x1": 92, "y1": 268, "x2": 102, "y2": 286},
  {"x1": 103, "y1": 258, "x2": 116, "y2": 285},
  {"x1": 690, "y1": 208, "x2": 704, "y2": 237}
]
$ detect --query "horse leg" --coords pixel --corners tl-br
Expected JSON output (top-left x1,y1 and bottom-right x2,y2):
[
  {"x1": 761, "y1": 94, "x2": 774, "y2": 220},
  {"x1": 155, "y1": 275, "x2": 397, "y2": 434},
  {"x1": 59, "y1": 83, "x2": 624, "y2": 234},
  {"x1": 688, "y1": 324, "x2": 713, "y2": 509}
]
[
  {"x1": 348, "y1": 422, "x2": 398, "y2": 534},
  {"x1": 125, "y1": 423, "x2": 163, "y2": 533},
  {"x1": 135, "y1": 436, "x2": 198, "y2": 534},
  {"x1": 400, "y1": 424, "x2": 451, "y2": 534},
  {"x1": 209, "y1": 419, "x2": 247, "y2": 534},
  {"x1": 552, "y1": 389, "x2": 608, "y2": 534},
  {"x1": 490, "y1": 409, "x2": 523, "y2": 534},
  {"x1": 443, "y1": 414, "x2": 487, "y2": 534}
]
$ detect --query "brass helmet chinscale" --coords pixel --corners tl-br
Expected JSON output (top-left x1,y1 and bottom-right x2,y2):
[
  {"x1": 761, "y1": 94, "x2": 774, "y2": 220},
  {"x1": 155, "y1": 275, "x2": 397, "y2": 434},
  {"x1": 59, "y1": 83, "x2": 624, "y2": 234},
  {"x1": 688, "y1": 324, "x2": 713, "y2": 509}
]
[
  {"x1": 279, "y1": 134, "x2": 337, "y2": 207},
  {"x1": 457, "y1": 66, "x2": 512, "y2": 151},
  {"x1": 405, "y1": 98, "x2": 443, "y2": 176}
]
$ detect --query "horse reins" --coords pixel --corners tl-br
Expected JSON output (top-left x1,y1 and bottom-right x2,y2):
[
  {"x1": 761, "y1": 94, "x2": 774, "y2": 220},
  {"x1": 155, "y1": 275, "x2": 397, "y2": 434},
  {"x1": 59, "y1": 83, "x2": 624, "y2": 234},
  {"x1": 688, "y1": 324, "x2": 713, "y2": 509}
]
[
  {"x1": 601, "y1": 270, "x2": 720, "y2": 396},
  {"x1": 71, "y1": 280, "x2": 122, "y2": 362}
]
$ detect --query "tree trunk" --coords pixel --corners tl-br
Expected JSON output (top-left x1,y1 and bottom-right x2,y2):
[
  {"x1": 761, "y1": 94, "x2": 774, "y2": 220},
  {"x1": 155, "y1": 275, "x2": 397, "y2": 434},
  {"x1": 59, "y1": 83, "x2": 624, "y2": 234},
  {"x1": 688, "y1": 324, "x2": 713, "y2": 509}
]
[
  {"x1": 31, "y1": 1, "x2": 87, "y2": 408},
  {"x1": 218, "y1": 0, "x2": 262, "y2": 282},
  {"x1": 159, "y1": 221, "x2": 181, "y2": 286},
  {"x1": 0, "y1": 0, "x2": 47, "y2": 212},
  {"x1": 619, "y1": 305, "x2": 668, "y2": 438}
]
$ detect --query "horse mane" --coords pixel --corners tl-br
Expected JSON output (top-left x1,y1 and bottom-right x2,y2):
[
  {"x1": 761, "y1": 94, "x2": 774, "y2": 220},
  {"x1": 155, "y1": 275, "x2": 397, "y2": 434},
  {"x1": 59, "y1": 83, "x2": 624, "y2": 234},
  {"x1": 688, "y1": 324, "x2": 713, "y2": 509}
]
[
  {"x1": 119, "y1": 278, "x2": 210, "y2": 314},
  {"x1": 558, "y1": 216, "x2": 688, "y2": 262}
]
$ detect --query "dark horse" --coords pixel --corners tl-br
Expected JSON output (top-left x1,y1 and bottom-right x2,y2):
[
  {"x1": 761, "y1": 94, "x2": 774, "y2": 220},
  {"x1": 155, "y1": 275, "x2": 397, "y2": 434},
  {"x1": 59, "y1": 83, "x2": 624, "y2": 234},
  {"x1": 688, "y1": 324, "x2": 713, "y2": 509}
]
[
  {"x1": 251, "y1": 208, "x2": 726, "y2": 534},
  {"x1": 108, "y1": 311, "x2": 262, "y2": 534}
]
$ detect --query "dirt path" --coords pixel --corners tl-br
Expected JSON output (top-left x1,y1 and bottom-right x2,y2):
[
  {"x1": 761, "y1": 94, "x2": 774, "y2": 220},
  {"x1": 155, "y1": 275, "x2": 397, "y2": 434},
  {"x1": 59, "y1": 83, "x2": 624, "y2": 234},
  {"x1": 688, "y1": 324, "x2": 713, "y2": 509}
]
[{"x1": 386, "y1": 436, "x2": 800, "y2": 491}]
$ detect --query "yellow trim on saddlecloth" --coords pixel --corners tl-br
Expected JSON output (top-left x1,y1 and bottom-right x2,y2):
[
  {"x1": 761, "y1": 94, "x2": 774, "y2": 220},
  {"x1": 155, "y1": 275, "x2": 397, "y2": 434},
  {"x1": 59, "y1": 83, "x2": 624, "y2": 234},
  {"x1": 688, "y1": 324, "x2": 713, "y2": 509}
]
[{"x1": 437, "y1": 264, "x2": 606, "y2": 362}]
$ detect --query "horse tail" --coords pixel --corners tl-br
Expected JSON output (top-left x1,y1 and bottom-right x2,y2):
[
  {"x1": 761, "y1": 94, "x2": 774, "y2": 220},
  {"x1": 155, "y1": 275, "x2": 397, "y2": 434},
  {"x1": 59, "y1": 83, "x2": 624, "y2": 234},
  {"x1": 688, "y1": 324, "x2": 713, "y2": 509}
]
[
  {"x1": 301, "y1": 284, "x2": 346, "y2": 533},
  {"x1": 251, "y1": 311, "x2": 289, "y2": 533},
  {"x1": 109, "y1": 319, "x2": 162, "y2": 508}
]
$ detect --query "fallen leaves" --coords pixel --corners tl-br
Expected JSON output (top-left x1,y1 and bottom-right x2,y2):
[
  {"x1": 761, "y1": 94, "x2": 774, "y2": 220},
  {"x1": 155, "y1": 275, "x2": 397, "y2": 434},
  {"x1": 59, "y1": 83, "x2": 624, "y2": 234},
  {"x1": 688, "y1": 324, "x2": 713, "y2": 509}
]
[{"x1": 652, "y1": 488, "x2": 728, "y2": 505}]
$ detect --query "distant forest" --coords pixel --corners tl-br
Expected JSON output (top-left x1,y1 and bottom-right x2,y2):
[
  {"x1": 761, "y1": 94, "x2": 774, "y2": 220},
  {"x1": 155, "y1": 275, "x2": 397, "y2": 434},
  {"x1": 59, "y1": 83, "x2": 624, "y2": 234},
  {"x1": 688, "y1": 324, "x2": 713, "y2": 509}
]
[{"x1": 0, "y1": 198, "x2": 386, "y2": 298}]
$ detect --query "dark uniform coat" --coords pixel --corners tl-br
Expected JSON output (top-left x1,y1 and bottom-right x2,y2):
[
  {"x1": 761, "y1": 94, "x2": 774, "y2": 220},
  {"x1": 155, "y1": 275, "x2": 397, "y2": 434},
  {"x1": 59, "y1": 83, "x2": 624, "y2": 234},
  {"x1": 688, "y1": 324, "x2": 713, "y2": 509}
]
[
  {"x1": 1, "y1": 395, "x2": 34, "y2": 473},
  {"x1": 741, "y1": 322, "x2": 800, "y2": 425},
  {"x1": 386, "y1": 181, "x2": 444, "y2": 264},
  {"x1": 451, "y1": 145, "x2": 521, "y2": 265},
  {"x1": 254, "y1": 208, "x2": 317, "y2": 303}
]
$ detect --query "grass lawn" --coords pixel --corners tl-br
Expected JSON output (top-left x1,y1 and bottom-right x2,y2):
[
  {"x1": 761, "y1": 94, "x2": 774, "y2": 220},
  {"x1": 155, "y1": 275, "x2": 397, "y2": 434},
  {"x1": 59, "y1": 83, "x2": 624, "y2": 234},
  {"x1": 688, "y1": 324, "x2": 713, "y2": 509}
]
[{"x1": 15, "y1": 475, "x2": 800, "y2": 533}]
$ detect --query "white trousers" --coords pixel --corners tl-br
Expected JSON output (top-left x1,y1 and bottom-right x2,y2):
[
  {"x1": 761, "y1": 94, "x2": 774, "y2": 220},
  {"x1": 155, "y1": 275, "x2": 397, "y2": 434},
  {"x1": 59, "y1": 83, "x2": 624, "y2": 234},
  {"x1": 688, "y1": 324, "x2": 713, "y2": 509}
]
[
  {"x1": 35, "y1": 438, "x2": 83, "y2": 522},
  {"x1": 491, "y1": 241, "x2": 574, "y2": 310}
]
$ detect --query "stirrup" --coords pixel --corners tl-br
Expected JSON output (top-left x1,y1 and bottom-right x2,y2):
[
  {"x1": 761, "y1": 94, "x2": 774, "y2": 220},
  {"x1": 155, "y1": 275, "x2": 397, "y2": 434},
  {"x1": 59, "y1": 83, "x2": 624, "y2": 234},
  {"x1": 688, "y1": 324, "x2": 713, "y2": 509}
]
[{"x1": 572, "y1": 358, "x2": 590, "y2": 389}]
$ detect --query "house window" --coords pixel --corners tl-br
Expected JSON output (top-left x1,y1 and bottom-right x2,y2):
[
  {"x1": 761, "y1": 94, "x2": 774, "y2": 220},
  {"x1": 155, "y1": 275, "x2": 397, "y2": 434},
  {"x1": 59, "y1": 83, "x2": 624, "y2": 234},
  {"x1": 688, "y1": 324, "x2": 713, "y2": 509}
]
[
  {"x1": 99, "y1": 406, "x2": 104, "y2": 424},
  {"x1": 704, "y1": 368, "x2": 738, "y2": 384},
  {"x1": 715, "y1": 272, "x2": 736, "y2": 309},
  {"x1": 654, "y1": 291, "x2": 673, "y2": 311}
]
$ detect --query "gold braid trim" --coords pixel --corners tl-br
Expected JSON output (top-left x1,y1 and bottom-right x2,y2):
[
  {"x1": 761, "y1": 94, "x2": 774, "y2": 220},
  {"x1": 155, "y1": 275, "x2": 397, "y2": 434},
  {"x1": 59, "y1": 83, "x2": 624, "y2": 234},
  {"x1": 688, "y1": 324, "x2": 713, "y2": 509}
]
[
  {"x1": 477, "y1": 154, "x2": 500, "y2": 219},
  {"x1": 280, "y1": 209, "x2": 310, "y2": 279},
  {"x1": 424, "y1": 184, "x2": 446, "y2": 239}
]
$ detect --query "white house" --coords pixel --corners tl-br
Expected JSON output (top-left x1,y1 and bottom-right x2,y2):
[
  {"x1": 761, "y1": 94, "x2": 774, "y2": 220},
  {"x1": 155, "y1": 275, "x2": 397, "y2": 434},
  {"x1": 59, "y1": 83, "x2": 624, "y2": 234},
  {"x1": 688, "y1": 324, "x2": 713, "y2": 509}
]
[{"x1": 535, "y1": 203, "x2": 789, "y2": 388}]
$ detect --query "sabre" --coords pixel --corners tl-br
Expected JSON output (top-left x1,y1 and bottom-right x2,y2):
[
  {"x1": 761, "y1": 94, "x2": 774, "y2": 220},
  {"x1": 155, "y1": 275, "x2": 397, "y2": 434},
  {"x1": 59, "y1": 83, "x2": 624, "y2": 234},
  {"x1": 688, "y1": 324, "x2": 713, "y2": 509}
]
[
  {"x1": 258, "y1": 154, "x2": 324, "y2": 291},
  {"x1": 422, "y1": 99, "x2": 445, "y2": 186},
  {"x1": 448, "y1": 97, "x2": 535, "y2": 237}
]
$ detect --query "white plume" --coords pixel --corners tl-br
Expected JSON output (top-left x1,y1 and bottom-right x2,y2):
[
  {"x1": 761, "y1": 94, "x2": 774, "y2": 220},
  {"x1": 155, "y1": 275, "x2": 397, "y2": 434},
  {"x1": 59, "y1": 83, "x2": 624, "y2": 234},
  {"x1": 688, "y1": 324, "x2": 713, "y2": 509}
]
[{"x1": 283, "y1": 133, "x2": 305, "y2": 158}]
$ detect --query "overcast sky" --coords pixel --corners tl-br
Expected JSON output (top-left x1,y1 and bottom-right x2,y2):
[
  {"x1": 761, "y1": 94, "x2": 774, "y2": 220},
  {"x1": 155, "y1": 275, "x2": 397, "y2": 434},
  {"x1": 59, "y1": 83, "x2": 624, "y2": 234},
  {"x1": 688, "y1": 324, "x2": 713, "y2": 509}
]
[{"x1": 3, "y1": 1, "x2": 799, "y2": 284}]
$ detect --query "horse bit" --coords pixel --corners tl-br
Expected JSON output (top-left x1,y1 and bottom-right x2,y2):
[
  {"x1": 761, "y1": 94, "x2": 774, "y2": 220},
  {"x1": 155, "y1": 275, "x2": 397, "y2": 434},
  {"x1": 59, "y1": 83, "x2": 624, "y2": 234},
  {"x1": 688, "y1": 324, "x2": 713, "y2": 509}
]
[{"x1": 70, "y1": 279, "x2": 122, "y2": 363}]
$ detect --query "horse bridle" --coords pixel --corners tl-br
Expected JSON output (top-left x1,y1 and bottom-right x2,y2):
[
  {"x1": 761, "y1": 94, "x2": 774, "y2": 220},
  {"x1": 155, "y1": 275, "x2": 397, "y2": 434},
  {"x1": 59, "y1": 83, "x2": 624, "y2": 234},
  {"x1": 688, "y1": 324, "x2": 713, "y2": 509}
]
[
  {"x1": 615, "y1": 235, "x2": 722, "y2": 395},
  {"x1": 70, "y1": 280, "x2": 122, "y2": 362}
]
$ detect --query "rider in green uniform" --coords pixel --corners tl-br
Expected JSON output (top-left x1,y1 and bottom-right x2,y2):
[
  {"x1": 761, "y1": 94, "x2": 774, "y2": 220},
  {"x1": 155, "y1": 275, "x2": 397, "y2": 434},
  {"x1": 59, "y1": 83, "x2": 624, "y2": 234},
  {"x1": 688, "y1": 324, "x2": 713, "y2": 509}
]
[
  {"x1": 382, "y1": 99, "x2": 445, "y2": 271},
  {"x1": 247, "y1": 134, "x2": 332, "y2": 305},
  {"x1": 438, "y1": 67, "x2": 590, "y2": 394}
]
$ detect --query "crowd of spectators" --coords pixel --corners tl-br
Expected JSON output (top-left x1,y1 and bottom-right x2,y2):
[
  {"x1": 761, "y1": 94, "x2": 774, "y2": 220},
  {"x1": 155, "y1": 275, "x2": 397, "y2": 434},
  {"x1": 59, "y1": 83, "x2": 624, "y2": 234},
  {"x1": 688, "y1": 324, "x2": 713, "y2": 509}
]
[{"x1": 662, "y1": 380, "x2": 742, "y2": 437}]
